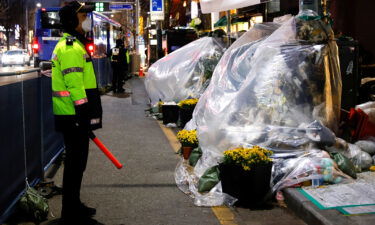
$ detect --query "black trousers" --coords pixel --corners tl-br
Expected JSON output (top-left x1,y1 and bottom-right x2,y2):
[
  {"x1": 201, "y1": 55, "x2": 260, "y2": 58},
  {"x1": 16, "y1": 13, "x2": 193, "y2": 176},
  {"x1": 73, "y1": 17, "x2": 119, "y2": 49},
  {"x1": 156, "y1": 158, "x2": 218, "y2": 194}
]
[
  {"x1": 112, "y1": 64, "x2": 125, "y2": 92},
  {"x1": 61, "y1": 126, "x2": 89, "y2": 216}
]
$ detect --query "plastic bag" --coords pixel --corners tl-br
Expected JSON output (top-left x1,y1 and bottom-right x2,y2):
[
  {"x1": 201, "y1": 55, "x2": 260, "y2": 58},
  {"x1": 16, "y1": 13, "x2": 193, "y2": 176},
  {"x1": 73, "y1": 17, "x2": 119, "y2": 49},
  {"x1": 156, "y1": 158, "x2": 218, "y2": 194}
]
[
  {"x1": 355, "y1": 101, "x2": 375, "y2": 124},
  {"x1": 198, "y1": 166, "x2": 220, "y2": 193},
  {"x1": 331, "y1": 152, "x2": 357, "y2": 179},
  {"x1": 355, "y1": 140, "x2": 375, "y2": 155},
  {"x1": 19, "y1": 186, "x2": 49, "y2": 222},
  {"x1": 271, "y1": 150, "x2": 353, "y2": 192},
  {"x1": 355, "y1": 101, "x2": 375, "y2": 111},
  {"x1": 326, "y1": 139, "x2": 373, "y2": 172},
  {"x1": 189, "y1": 146, "x2": 203, "y2": 167},
  {"x1": 346, "y1": 144, "x2": 372, "y2": 172},
  {"x1": 174, "y1": 159, "x2": 237, "y2": 206},
  {"x1": 145, "y1": 37, "x2": 225, "y2": 106}
]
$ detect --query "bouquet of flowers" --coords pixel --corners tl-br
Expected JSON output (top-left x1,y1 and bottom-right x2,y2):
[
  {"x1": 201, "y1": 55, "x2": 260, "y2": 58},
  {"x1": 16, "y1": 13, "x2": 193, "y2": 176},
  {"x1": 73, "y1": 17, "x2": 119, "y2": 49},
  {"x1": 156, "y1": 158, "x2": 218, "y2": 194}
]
[
  {"x1": 223, "y1": 146, "x2": 273, "y2": 171},
  {"x1": 177, "y1": 129, "x2": 198, "y2": 147}
]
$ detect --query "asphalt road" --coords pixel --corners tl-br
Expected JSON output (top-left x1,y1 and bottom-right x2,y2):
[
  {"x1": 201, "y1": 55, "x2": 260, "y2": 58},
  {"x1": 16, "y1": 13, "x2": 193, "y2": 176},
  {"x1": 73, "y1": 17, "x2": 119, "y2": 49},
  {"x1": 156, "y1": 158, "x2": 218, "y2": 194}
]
[{"x1": 4, "y1": 77, "x2": 305, "y2": 225}]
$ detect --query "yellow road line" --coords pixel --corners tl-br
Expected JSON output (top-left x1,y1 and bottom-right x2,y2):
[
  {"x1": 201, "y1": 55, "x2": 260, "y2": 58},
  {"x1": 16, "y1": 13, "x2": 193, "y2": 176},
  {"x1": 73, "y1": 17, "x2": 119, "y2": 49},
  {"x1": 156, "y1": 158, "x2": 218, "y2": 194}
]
[
  {"x1": 157, "y1": 121, "x2": 180, "y2": 153},
  {"x1": 157, "y1": 121, "x2": 238, "y2": 225},
  {"x1": 212, "y1": 206, "x2": 237, "y2": 225}
]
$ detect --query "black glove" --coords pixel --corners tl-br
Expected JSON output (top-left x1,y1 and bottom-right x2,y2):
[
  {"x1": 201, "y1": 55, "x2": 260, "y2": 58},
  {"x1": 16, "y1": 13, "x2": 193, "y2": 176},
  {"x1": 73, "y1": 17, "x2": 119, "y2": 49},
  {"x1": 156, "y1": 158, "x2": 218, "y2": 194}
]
[{"x1": 75, "y1": 103, "x2": 91, "y2": 133}]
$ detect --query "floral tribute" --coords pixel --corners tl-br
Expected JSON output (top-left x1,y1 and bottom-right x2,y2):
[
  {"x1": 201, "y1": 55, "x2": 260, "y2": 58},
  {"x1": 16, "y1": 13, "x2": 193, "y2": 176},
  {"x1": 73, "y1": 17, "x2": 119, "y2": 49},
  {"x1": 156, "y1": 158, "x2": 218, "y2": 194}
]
[
  {"x1": 177, "y1": 129, "x2": 198, "y2": 147},
  {"x1": 178, "y1": 98, "x2": 199, "y2": 109},
  {"x1": 223, "y1": 146, "x2": 273, "y2": 171}
]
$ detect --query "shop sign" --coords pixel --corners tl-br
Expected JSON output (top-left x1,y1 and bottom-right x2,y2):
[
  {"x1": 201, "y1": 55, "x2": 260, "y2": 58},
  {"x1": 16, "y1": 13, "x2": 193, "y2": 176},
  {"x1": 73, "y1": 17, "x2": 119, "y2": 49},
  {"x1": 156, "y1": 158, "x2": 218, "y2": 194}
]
[{"x1": 150, "y1": 0, "x2": 164, "y2": 21}]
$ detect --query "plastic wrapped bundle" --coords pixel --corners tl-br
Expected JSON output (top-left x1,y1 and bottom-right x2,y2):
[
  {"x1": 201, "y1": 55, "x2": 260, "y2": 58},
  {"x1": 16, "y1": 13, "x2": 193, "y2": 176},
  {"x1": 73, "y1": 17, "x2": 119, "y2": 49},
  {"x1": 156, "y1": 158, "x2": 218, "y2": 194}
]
[
  {"x1": 178, "y1": 12, "x2": 342, "y2": 206},
  {"x1": 176, "y1": 23, "x2": 281, "y2": 206},
  {"x1": 193, "y1": 17, "x2": 341, "y2": 156},
  {"x1": 325, "y1": 138, "x2": 373, "y2": 172},
  {"x1": 145, "y1": 37, "x2": 225, "y2": 106},
  {"x1": 271, "y1": 150, "x2": 353, "y2": 192}
]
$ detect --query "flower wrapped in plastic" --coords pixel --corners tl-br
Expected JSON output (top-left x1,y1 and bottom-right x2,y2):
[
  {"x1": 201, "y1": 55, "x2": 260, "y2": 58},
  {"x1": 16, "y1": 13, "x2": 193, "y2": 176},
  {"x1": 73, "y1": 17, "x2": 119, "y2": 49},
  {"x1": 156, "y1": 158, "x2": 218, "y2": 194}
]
[
  {"x1": 177, "y1": 11, "x2": 343, "y2": 206},
  {"x1": 145, "y1": 37, "x2": 225, "y2": 106}
]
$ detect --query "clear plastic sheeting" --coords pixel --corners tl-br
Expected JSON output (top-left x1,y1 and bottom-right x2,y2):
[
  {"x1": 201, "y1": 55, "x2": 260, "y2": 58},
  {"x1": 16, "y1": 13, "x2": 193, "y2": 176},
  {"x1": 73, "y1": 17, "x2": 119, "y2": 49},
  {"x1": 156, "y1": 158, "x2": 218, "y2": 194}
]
[
  {"x1": 174, "y1": 160, "x2": 237, "y2": 207},
  {"x1": 271, "y1": 150, "x2": 353, "y2": 193},
  {"x1": 192, "y1": 17, "x2": 341, "y2": 155},
  {"x1": 179, "y1": 14, "x2": 343, "y2": 206},
  {"x1": 185, "y1": 22, "x2": 281, "y2": 131},
  {"x1": 145, "y1": 37, "x2": 225, "y2": 106}
]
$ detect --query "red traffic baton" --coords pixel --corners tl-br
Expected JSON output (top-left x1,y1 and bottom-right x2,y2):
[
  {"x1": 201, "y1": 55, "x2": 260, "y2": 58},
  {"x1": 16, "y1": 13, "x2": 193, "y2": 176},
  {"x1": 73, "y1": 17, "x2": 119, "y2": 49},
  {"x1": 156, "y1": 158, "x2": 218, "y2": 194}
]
[{"x1": 89, "y1": 132, "x2": 123, "y2": 169}]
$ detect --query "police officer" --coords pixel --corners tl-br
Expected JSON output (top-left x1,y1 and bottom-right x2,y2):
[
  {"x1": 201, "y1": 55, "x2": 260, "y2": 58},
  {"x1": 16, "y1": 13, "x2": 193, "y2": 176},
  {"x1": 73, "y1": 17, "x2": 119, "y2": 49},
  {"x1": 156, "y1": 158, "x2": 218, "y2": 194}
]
[
  {"x1": 52, "y1": 1, "x2": 102, "y2": 224},
  {"x1": 110, "y1": 39, "x2": 130, "y2": 93}
]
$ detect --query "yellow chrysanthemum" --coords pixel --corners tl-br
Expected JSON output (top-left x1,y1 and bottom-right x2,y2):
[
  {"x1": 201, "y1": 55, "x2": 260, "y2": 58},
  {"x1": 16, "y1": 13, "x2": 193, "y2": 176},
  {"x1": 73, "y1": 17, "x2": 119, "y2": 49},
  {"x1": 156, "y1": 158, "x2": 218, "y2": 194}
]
[
  {"x1": 222, "y1": 146, "x2": 273, "y2": 171},
  {"x1": 178, "y1": 98, "x2": 199, "y2": 107},
  {"x1": 177, "y1": 129, "x2": 198, "y2": 146}
]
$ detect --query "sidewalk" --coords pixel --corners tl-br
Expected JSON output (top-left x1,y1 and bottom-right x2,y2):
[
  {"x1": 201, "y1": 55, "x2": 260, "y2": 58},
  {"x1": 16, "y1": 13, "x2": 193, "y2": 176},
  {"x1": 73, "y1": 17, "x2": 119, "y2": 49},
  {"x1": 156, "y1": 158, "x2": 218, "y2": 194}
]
[{"x1": 43, "y1": 77, "x2": 222, "y2": 225}]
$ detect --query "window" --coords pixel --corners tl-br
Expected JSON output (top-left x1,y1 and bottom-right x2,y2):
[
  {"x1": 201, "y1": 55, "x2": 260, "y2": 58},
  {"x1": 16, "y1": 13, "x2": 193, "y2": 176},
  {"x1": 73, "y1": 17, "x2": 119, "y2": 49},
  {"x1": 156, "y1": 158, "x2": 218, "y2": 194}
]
[
  {"x1": 6, "y1": 50, "x2": 23, "y2": 55},
  {"x1": 41, "y1": 11, "x2": 62, "y2": 29}
]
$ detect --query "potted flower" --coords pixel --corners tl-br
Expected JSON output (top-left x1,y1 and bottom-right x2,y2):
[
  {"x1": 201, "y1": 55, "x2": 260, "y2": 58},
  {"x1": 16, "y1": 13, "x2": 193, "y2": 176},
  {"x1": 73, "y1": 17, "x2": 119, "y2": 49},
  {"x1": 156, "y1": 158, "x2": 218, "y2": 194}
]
[
  {"x1": 219, "y1": 146, "x2": 273, "y2": 208},
  {"x1": 177, "y1": 129, "x2": 198, "y2": 159},
  {"x1": 161, "y1": 102, "x2": 179, "y2": 125},
  {"x1": 178, "y1": 98, "x2": 198, "y2": 128}
]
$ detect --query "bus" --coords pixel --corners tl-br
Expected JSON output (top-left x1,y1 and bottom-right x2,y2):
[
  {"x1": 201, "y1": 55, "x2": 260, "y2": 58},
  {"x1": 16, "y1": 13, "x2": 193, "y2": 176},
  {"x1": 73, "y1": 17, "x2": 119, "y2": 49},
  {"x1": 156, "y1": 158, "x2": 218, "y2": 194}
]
[
  {"x1": 32, "y1": 7, "x2": 64, "y2": 68},
  {"x1": 32, "y1": 7, "x2": 121, "y2": 88}
]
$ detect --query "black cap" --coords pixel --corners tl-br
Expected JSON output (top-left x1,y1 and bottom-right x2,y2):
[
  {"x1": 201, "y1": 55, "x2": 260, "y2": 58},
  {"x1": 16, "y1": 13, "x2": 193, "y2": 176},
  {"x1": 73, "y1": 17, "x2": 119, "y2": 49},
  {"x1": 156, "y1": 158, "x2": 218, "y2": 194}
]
[{"x1": 63, "y1": 1, "x2": 94, "y2": 13}]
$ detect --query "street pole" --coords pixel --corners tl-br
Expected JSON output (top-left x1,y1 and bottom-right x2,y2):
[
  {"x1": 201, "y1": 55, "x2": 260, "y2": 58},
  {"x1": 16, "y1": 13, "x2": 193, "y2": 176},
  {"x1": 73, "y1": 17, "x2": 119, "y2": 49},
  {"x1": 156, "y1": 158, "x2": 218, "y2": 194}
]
[
  {"x1": 135, "y1": 0, "x2": 139, "y2": 54},
  {"x1": 226, "y1": 10, "x2": 231, "y2": 46},
  {"x1": 25, "y1": 0, "x2": 28, "y2": 51}
]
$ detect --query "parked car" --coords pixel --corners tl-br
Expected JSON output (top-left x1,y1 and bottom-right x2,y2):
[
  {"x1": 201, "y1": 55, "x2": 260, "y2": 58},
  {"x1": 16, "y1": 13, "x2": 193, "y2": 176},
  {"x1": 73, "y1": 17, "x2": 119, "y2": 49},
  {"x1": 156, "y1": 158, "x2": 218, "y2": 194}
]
[{"x1": 1, "y1": 49, "x2": 31, "y2": 67}]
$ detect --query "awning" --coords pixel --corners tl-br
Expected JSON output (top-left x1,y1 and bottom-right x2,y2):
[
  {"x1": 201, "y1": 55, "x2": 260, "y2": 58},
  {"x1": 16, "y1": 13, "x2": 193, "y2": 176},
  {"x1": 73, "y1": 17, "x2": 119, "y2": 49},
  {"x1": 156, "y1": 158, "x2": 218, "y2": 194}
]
[
  {"x1": 214, "y1": 16, "x2": 227, "y2": 27},
  {"x1": 231, "y1": 15, "x2": 249, "y2": 24},
  {"x1": 213, "y1": 15, "x2": 250, "y2": 27},
  {"x1": 93, "y1": 11, "x2": 121, "y2": 27},
  {"x1": 200, "y1": 0, "x2": 270, "y2": 14}
]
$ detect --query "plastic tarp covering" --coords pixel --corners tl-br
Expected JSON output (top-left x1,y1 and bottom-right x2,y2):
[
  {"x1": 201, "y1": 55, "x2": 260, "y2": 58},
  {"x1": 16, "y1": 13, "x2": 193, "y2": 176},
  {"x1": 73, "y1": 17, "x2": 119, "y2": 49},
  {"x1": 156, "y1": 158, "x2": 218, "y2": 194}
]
[
  {"x1": 271, "y1": 150, "x2": 352, "y2": 193},
  {"x1": 200, "y1": 0, "x2": 267, "y2": 13},
  {"x1": 179, "y1": 14, "x2": 342, "y2": 206},
  {"x1": 145, "y1": 37, "x2": 225, "y2": 106},
  {"x1": 176, "y1": 22, "x2": 281, "y2": 206}
]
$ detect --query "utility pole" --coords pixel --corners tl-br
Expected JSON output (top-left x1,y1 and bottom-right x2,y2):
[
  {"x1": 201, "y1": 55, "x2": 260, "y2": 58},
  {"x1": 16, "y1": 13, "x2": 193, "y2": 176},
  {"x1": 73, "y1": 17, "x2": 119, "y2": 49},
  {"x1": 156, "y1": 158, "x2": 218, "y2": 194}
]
[
  {"x1": 226, "y1": 10, "x2": 231, "y2": 47},
  {"x1": 25, "y1": 0, "x2": 28, "y2": 50},
  {"x1": 135, "y1": 0, "x2": 139, "y2": 54}
]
